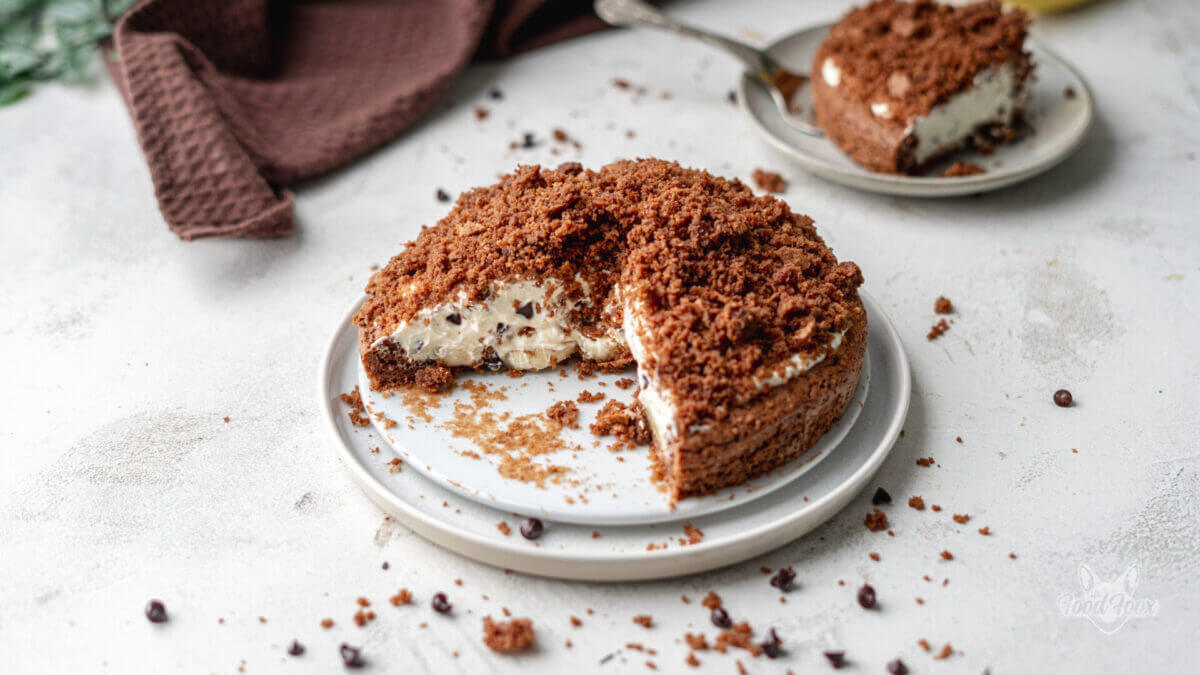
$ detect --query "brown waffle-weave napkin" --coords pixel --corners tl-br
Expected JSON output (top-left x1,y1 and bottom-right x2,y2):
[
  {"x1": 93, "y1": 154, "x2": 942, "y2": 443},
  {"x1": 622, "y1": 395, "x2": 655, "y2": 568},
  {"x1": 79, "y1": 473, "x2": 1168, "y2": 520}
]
[{"x1": 109, "y1": 0, "x2": 604, "y2": 240}]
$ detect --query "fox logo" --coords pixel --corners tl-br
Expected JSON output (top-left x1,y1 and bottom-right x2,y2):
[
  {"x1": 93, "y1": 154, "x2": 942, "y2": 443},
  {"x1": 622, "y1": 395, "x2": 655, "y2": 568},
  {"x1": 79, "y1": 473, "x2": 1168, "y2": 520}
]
[{"x1": 1058, "y1": 564, "x2": 1159, "y2": 634}]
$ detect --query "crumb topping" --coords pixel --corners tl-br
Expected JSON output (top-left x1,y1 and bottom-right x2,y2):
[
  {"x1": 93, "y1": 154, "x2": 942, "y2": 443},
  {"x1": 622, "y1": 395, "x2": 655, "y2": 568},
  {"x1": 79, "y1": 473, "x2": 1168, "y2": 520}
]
[
  {"x1": 819, "y1": 0, "x2": 1030, "y2": 121},
  {"x1": 357, "y1": 160, "x2": 862, "y2": 432}
]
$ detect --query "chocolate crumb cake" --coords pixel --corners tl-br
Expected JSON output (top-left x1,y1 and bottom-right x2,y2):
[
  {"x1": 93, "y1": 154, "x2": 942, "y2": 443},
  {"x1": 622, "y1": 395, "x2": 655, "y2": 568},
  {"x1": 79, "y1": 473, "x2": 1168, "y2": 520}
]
[
  {"x1": 813, "y1": 0, "x2": 1033, "y2": 174},
  {"x1": 355, "y1": 159, "x2": 866, "y2": 500}
]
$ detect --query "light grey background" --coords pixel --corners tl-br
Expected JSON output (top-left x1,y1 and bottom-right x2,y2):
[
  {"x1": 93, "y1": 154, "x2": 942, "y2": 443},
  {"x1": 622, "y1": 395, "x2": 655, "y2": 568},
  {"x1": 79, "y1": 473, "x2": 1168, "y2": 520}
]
[{"x1": 2, "y1": 0, "x2": 1197, "y2": 672}]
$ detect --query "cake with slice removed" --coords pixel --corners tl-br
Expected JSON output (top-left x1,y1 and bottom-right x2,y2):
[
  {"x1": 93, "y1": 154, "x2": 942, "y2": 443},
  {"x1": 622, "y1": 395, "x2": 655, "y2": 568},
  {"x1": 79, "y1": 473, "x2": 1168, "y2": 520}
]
[
  {"x1": 812, "y1": 0, "x2": 1033, "y2": 174},
  {"x1": 354, "y1": 159, "x2": 866, "y2": 500}
]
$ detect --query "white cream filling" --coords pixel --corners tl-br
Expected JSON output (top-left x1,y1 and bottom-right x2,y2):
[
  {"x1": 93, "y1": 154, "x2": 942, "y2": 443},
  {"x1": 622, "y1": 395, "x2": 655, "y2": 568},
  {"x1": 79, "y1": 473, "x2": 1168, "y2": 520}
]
[
  {"x1": 752, "y1": 331, "x2": 844, "y2": 389},
  {"x1": 908, "y1": 63, "x2": 1026, "y2": 164},
  {"x1": 375, "y1": 279, "x2": 625, "y2": 371},
  {"x1": 821, "y1": 57, "x2": 841, "y2": 87},
  {"x1": 870, "y1": 102, "x2": 893, "y2": 119}
]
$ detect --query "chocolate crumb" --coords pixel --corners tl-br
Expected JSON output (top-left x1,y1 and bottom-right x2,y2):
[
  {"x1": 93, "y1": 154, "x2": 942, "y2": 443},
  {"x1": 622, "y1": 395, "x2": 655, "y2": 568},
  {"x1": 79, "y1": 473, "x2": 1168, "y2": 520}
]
[
  {"x1": 761, "y1": 628, "x2": 782, "y2": 659},
  {"x1": 887, "y1": 659, "x2": 908, "y2": 674},
  {"x1": 934, "y1": 643, "x2": 954, "y2": 660},
  {"x1": 931, "y1": 504, "x2": 942, "y2": 512},
  {"x1": 824, "y1": 651, "x2": 847, "y2": 669},
  {"x1": 1064, "y1": 86, "x2": 1076, "y2": 99},
  {"x1": 916, "y1": 457, "x2": 934, "y2": 467},
  {"x1": 570, "y1": 615, "x2": 582, "y2": 627},
  {"x1": 952, "y1": 514, "x2": 970, "y2": 524},
  {"x1": 144, "y1": 600, "x2": 168, "y2": 623},
  {"x1": 288, "y1": 640, "x2": 305, "y2": 656},
  {"x1": 769, "y1": 566, "x2": 796, "y2": 592},
  {"x1": 918, "y1": 639, "x2": 931, "y2": 651},
  {"x1": 431, "y1": 592, "x2": 453, "y2": 614},
  {"x1": 497, "y1": 522, "x2": 511, "y2": 536},
  {"x1": 909, "y1": 496, "x2": 925, "y2": 510},
  {"x1": 872, "y1": 487, "x2": 892, "y2": 504},
  {"x1": 710, "y1": 607, "x2": 731, "y2": 629},
  {"x1": 633, "y1": 614, "x2": 653, "y2": 628},
  {"x1": 869, "y1": 552, "x2": 881, "y2": 561},
  {"x1": 857, "y1": 584, "x2": 877, "y2": 609},
  {"x1": 489, "y1": 88, "x2": 503, "y2": 100},
  {"x1": 474, "y1": 106, "x2": 489, "y2": 120},
  {"x1": 520, "y1": 517, "x2": 544, "y2": 540},
  {"x1": 934, "y1": 296, "x2": 953, "y2": 314},
  {"x1": 340, "y1": 644, "x2": 365, "y2": 668},
  {"x1": 978, "y1": 526, "x2": 990, "y2": 535},
  {"x1": 940, "y1": 550, "x2": 954, "y2": 561},
  {"x1": 436, "y1": 188, "x2": 451, "y2": 202},
  {"x1": 321, "y1": 618, "x2": 334, "y2": 628},
  {"x1": 701, "y1": 591, "x2": 722, "y2": 610}
]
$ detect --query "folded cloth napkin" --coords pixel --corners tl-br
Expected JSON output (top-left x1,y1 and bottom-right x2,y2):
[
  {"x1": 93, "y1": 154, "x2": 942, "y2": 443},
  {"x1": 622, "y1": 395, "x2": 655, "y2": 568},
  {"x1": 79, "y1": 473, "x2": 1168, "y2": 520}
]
[{"x1": 108, "y1": 0, "x2": 604, "y2": 240}]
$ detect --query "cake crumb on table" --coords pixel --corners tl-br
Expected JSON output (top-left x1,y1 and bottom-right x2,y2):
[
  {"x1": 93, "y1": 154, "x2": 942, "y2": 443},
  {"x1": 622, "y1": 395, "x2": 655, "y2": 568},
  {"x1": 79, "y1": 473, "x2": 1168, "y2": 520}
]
[
  {"x1": 934, "y1": 296, "x2": 953, "y2": 314},
  {"x1": 864, "y1": 508, "x2": 889, "y2": 531},
  {"x1": 482, "y1": 616, "x2": 535, "y2": 653},
  {"x1": 909, "y1": 496, "x2": 925, "y2": 510},
  {"x1": 927, "y1": 318, "x2": 950, "y2": 340},
  {"x1": 633, "y1": 614, "x2": 653, "y2": 628},
  {"x1": 389, "y1": 589, "x2": 413, "y2": 606},
  {"x1": 496, "y1": 522, "x2": 511, "y2": 536},
  {"x1": 751, "y1": 168, "x2": 787, "y2": 193}
]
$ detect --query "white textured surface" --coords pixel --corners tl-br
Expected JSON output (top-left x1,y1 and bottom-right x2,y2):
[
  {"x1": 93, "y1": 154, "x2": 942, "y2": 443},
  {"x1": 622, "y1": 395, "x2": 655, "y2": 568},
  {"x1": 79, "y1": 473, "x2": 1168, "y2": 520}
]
[{"x1": 1, "y1": 0, "x2": 1198, "y2": 672}]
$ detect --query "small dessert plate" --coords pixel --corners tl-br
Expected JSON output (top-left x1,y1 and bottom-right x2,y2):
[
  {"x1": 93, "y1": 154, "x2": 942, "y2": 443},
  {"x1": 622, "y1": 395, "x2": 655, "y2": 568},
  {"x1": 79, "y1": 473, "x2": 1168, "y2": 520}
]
[
  {"x1": 353, "y1": 313, "x2": 869, "y2": 528},
  {"x1": 738, "y1": 26, "x2": 1094, "y2": 196},
  {"x1": 318, "y1": 290, "x2": 910, "y2": 580}
]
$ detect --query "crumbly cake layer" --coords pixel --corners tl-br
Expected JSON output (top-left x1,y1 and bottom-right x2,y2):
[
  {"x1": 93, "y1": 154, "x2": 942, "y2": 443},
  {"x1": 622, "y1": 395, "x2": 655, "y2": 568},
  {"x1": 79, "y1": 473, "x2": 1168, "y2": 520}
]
[
  {"x1": 355, "y1": 159, "x2": 865, "y2": 498},
  {"x1": 812, "y1": 0, "x2": 1032, "y2": 174},
  {"x1": 660, "y1": 306, "x2": 866, "y2": 499}
]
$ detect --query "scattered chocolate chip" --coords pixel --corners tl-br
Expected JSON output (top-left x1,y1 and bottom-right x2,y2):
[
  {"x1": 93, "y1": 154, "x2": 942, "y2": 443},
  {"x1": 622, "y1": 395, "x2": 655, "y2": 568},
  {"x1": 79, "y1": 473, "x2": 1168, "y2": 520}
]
[
  {"x1": 483, "y1": 352, "x2": 503, "y2": 371},
  {"x1": 516, "y1": 302, "x2": 534, "y2": 319},
  {"x1": 446, "y1": 313, "x2": 462, "y2": 325},
  {"x1": 857, "y1": 584, "x2": 876, "y2": 609},
  {"x1": 872, "y1": 487, "x2": 892, "y2": 505},
  {"x1": 381, "y1": 561, "x2": 389, "y2": 570},
  {"x1": 1063, "y1": 86, "x2": 1076, "y2": 99},
  {"x1": 710, "y1": 607, "x2": 731, "y2": 629},
  {"x1": 340, "y1": 643, "x2": 365, "y2": 668},
  {"x1": 727, "y1": 90, "x2": 736, "y2": 104},
  {"x1": 489, "y1": 88, "x2": 504, "y2": 100},
  {"x1": 145, "y1": 600, "x2": 168, "y2": 623},
  {"x1": 288, "y1": 640, "x2": 305, "y2": 656},
  {"x1": 436, "y1": 188, "x2": 450, "y2": 202},
  {"x1": 1054, "y1": 389, "x2": 1073, "y2": 407},
  {"x1": 431, "y1": 592, "x2": 452, "y2": 614},
  {"x1": 760, "y1": 628, "x2": 782, "y2": 659},
  {"x1": 886, "y1": 658, "x2": 908, "y2": 674},
  {"x1": 520, "y1": 517, "x2": 544, "y2": 540},
  {"x1": 769, "y1": 567, "x2": 795, "y2": 592},
  {"x1": 521, "y1": 132, "x2": 537, "y2": 149},
  {"x1": 824, "y1": 651, "x2": 847, "y2": 669}
]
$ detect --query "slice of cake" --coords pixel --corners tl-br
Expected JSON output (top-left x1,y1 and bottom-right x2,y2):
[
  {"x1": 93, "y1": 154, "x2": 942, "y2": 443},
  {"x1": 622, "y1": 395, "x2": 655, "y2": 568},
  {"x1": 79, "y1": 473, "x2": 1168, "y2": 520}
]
[
  {"x1": 355, "y1": 160, "x2": 867, "y2": 500},
  {"x1": 812, "y1": 0, "x2": 1033, "y2": 174}
]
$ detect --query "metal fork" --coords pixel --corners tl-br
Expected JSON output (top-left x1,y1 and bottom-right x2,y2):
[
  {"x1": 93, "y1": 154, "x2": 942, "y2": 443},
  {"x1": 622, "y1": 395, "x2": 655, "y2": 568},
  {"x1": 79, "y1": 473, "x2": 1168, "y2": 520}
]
[{"x1": 594, "y1": 0, "x2": 823, "y2": 137}]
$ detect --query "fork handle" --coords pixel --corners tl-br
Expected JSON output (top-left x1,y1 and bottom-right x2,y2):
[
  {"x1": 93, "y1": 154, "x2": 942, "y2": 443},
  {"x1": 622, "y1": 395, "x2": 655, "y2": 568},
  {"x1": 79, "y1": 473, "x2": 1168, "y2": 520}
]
[{"x1": 594, "y1": 0, "x2": 775, "y2": 78}]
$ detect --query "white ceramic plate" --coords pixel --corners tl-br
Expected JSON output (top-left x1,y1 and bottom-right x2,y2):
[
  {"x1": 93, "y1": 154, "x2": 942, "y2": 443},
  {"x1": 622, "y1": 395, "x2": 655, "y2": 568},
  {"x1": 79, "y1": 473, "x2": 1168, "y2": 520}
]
[
  {"x1": 319, "y1": 290, "x2": 910, "y2": 581},
  {"x1": 738, "y1": 26, "x2": 1094, "y2": 196},
  {"x1": 356, "y1": 333, "x2": 868, "y2": 527}
]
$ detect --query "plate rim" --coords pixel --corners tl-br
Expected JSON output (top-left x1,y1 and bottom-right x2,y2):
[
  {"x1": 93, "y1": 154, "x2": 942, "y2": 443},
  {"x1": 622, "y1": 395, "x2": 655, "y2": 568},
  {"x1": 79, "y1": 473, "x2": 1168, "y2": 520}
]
[
  {"x1": 737, "y1": 26, "x2": 1096, "y2": 197},
  {"x1": 318, "y1": 290, "x2": 911, "y2": 577}
]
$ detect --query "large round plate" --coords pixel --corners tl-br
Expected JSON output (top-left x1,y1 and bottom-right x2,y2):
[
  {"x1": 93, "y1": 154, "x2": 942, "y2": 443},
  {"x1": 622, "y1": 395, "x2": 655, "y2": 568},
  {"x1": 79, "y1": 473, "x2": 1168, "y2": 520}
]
[
  {"x1": 319, "y1": 290, "x2": 910, "y2": 581},
  {"x1": 356, "y1": 332, "x2": 868, "y2": 527},
  {"x1": 738, "y1": 25, "x2": 1094, "y2": 196}
]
